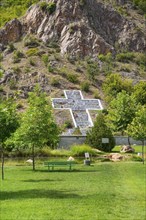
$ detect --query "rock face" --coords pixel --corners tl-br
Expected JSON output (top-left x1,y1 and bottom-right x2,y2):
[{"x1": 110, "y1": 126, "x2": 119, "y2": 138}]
[
  {"x1": 0, "y1": 19, "x2": 22, "y2": 45},
  {"x1": 0, "y1": 0, "x2": 145, "y2": 57}
]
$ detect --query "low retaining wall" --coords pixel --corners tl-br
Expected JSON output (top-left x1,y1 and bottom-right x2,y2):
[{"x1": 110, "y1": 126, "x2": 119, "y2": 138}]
[{"x1": 58, "y1": 136, "x2": 143, "y2": 149}]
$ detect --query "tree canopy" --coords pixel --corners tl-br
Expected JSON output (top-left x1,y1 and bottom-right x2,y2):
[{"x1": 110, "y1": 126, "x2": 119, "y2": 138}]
[
  {"x1": 106, "y1": 91, "x2": 137, "y2": 135},
  {"x1": 86, "y1": 112, "x2": 115, "y2": 152},
  {"x1": 10, "y1": 86, "x2": 60, "y2": 170}
]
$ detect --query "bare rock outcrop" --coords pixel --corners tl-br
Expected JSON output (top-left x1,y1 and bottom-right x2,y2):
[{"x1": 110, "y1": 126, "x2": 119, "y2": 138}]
[
  {"x1": 0, "y1": 18, "x2": 22, "y2": 45},
  {"x1": 0, "y1": 0, "x2": 145, "y2": 57}
]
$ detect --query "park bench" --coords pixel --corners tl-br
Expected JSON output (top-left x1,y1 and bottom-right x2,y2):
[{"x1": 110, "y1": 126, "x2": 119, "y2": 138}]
[{"x1": 44, "y1": 161, "x2": 76, "y2": 171}]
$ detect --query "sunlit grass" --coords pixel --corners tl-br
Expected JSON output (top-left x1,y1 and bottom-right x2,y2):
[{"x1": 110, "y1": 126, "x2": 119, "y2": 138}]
[{"x1": 0, "y1": 162, "x2": 145, "y2": 220}]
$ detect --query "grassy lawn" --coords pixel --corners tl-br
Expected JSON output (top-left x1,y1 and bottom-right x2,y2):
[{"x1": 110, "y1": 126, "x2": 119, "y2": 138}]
[{"x1": 0, "y1": 161, "x2": 146, "y2": 220}]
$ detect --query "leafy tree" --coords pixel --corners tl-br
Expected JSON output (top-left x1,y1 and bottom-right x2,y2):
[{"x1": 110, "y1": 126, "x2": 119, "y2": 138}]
[
  {"x1": 102, "y1": 73, "x2": 133, "y2": 103},
  {"x1": 132, "y1": 81, "x2": 146, "y2": 105},
  {"x1": 127, "y1": 105, "x2": 146, "y2": 164},
  {"x1": 0, "y1": 98, "x2": 19, "y2": 180},
  {"x1": 11, "y1": 86, "x2": 60, "y2": 170},
  {"x1": 107, "y1": 91, "x2": 137, "y2": 144},
  {"x1": 86, "y1": 112, "x2": 115, "y2": 152}
]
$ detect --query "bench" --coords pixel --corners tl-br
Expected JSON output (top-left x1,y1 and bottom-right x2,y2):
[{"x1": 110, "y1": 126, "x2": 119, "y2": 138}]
[{"x1": 44, "y1": 161, "x2": 76, "y2": 171}]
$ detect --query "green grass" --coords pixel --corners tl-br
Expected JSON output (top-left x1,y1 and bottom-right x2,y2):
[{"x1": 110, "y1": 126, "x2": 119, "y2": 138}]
[{"x1": 0, "y1": 162, "x2": 145, "y2": 220}]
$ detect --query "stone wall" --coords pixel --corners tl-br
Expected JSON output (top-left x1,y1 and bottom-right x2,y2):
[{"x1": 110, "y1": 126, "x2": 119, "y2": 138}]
[{"x1": 58, "y1": 136, "x2": 143, "y2": 149}]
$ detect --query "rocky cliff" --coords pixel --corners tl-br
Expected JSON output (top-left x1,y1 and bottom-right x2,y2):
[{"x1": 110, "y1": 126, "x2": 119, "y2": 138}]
[{"x1": 0, "y1": 0, "x2": 145, "y2": 57}]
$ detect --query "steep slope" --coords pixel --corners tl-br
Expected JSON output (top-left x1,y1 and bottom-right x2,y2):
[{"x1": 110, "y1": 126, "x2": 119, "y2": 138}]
[{"x1": 0, "y1": 0, "x2": 145, "y2": 57}]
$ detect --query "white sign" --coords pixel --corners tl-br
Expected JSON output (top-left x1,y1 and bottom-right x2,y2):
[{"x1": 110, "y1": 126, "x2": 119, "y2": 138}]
[
  {"x1": 102, "y1": 138, "x2": 109, "y2": 143},
  {"x1": 85, "y1": 152, "x2": 90, "y2": 158}
]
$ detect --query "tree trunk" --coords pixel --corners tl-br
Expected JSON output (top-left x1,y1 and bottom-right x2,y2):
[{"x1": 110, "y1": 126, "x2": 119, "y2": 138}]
[
  {"x1": 128, "y1": 136, "x2": 131, "y2": 146},
  {"x1": 1, "y1": 148, "x2": 4, "y2": 180},
  {"x1": 142, "y1": 141, "x2": 144, "y2": 165},
  {"x1": 32, "y1": 145, "x2": 35, "y2": 171}
]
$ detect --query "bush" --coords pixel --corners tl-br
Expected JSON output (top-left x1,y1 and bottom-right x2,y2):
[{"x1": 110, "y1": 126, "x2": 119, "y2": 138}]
[
  {"x1": 86, "y1": 113, "x2": 115, "y2": 152},
  {"x1": 64, "y1": 120, "x2": 73, "y2": 129},
  {"x1": 26, "y1": 48, "x2": 39, "y2": 57},
  {"x1": 24, "y1": 35, "x2": 40, "y2": 48},
  {"x1": 42, "y1": 54, "x2": 49, "y2": 66},
  {"x1": 81, "y1": 81, "x2": 90, "y2": 92},
  {"x1": 50, "y1": 77, "x2": 60, "y2": 87},
  {"x1": 116, "y1": 52, "x2": 135, "y2": 62},
  {"x1": 71, "y1": 144, "x2": 96, "y2": 156},
  {"x1": 67, "y1": 73, "x2": 78, "y2": 83},
  {"x1": 40, "y1": 2, "x2": 56, "y2": 14}
]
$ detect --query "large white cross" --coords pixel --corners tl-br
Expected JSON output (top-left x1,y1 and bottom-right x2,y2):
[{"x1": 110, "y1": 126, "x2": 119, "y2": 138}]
[{"x1": 52, "y1": 90, "x2": 103, "y2": 128}]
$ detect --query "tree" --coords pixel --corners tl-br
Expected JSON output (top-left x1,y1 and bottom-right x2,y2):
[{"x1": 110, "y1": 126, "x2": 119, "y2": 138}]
[
  {"x1": 127, "y1": 105, "x2": 146, "y2": 164},
  {"x1": 11, "y1": 86, "x2": 60, "y2": 171},
  {"x1": 107, "y1": 91, "x2": 137, "y2": 144},
  {"x1": 86, "y1": 112, "x2": 115, "y2": 152},
  {"x1": 132, "y1": 81, "x2": 146, "y2": 105},
  {"x1": 102, "y1": 73, "x2": 133, "y2": 103},
  {"x1": 0, "y1": 98, "x2": 19, "y2": 180}
]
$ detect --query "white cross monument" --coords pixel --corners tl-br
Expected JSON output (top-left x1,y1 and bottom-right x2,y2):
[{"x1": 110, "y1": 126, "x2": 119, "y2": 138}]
[{"x1": 52, "y1": 90, "x2": 103, "y2": 129}]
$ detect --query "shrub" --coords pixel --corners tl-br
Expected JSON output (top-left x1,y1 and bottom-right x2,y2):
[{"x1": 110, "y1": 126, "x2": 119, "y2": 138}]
[
  {"x1": 48, "y1": 63, "x2": 54, "y2": 72},
  {"x1": 0, "y1": 68, "x2": 4, "y2": 77},
  {"x1": 13, "y1": 50, "x2": 24, "y2": 63},
  {"x1": 67, "y1": 73, "x2": 78, "y2": 83},
  {"x1": 93, "y1": 90, "x2": 101, "y2": 99},
  {"x1": 40, "y1": 2, "x2": 56, "y2": 14},
  {"x1": 24, "y1": 35, "x2": 40, "y2": 48},
  {"x1": 64, "y1": 120, "x2": 73, "y2": 129},
  {"x1": 116, "y1": 52, "x2": 135, "y2": 62},
  {"x1": 29, "y1": 58, "x2": 36, "y2": 66},
  {"x1": 50, "y1": 77, "x2": 60, "y2": 87},
  {"x1": 42, "y1": 54, "x2": 49, "y2": 66},
  {"x1": 26, "y1": 48, "x2": 39, "y2": 57},
  {"x1": 86, "y1": 60, "x2": 99, "y2": 81},
  {"x1": 71, "y1": 144, "x2": 96, "y2": 156},
  {"x1": 81, "y1": 81, "x2": 90, "y2": 92}
]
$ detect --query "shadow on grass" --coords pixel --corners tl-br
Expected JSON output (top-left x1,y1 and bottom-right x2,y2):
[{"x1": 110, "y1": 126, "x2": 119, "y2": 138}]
[
  {"x1": 22, "y1": 178, "x2": 62, "y2": 183},
  {"x1": 0, "y1": 189, "x2": 81, "y2": 201}
]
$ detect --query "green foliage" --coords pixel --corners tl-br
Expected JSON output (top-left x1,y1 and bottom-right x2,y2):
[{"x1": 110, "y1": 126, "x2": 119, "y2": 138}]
[
  {"x1": 116, "y1": 52, "x2": 135, "y2": 62},
  {"x1": 0, "y1": 69, "x2": 4, "y2": 78},
  {"x1": 132, "y1": 81, "x2": 146, "y2": 105},
  {"x1": 71, "y1": 144, "x2": 96, "y2": 156},
  {"x1": 98, "y1": 52, "x2": 113, "y2": 74},
  {"x1": 24, "y1": 35, "x2": 40, "y2": 48},
  {"x1": 9, "y1": 86, "x2": 60, "y2": 170},
  {"x1": 86, "y1": 60, "x2": 99, "y2": 81},
  {"x1": 42, "y1": 54, "x2": 49, "y2": 66},
  {"x1": 29, "y1": 58, "x2": 36, "y2": 66},
  {"x1": 13, "y1": 50, "x2": 24, "y2": 63},
  {"x1": 127, "y1": 105, "x2": 146, "y2": 143},
  {"x1": 102, "y1": 73, "x2": 133, "y2": 102},
  {"x1": 81, "y1": 81, "x2": 90, "y2": 92},
  {"x1": 50, "y1": 77, "x2": 60, "y2": 87},
  {"x1": 0, "y1": 99, "x2": 19, "y2": 144},
  {"x1": 48, "y1": 63, "x2": 55, "y2": 72},
  {"x1": 26, "y1": 48, "x2": 39, "y2": 57},
  {"x1": 67, "y1": 73, "x2": 78, "y2": 84},
  {"x1": 39, "y1": 2, "x2": 56, "y2": 14},
  {"x1": 86, "y1": 113, "x2": 115, "y2": 152},
  {"x1": 0, "y1": 0, "x2": 39, "y2": 27},
  {"x1": 64, "y1": 120, "x2": 73, "y2": 129},
  {"x1": 107, "y1": 91, "x2": 137, "y2": 135},
  {"x1": 132, "y1": 0, "x2": 146, "y2": 13}
]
